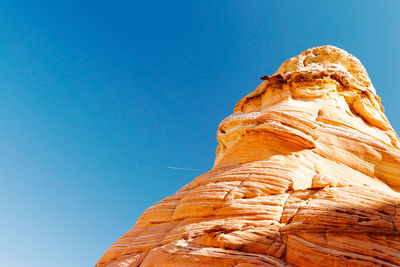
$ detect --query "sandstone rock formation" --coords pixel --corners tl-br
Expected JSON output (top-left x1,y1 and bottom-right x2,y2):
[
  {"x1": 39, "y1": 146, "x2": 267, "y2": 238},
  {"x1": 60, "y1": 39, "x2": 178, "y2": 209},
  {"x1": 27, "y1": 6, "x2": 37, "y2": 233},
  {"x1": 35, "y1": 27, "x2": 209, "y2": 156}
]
[{"x1": 96, "y1": 46, "x2": 400, "y2": 266}]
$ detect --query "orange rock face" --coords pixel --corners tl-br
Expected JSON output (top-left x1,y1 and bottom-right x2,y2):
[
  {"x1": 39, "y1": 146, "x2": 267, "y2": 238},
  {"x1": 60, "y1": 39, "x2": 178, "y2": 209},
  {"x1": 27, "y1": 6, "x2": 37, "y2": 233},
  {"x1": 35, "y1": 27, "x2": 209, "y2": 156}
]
[{"x1": 96, "y1": 46, "x2": 400, "y2": 266}]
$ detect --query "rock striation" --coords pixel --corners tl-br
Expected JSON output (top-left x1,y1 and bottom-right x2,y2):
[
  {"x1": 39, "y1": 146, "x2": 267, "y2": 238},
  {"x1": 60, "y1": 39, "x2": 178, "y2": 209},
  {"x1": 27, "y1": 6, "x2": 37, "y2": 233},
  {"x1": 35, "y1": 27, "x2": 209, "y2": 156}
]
[{"x1": 97, "y1": 46, "x2": 400, "y2": 266}]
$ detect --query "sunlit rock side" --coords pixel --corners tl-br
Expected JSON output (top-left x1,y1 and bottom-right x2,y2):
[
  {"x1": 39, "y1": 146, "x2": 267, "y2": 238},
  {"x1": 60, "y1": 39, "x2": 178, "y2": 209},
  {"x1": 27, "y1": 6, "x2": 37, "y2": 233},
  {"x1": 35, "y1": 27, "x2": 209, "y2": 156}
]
[{"x1": 96, "y1": 45, "x2": 400, "y2": 267}]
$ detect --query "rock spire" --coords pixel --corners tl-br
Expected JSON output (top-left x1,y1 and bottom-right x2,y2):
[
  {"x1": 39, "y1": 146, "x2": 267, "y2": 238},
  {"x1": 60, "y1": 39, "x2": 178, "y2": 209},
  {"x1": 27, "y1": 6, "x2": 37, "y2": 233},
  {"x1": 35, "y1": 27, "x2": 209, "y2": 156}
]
[{"x1": 97, "y1": 46, "x2": 400, "y2": 266}]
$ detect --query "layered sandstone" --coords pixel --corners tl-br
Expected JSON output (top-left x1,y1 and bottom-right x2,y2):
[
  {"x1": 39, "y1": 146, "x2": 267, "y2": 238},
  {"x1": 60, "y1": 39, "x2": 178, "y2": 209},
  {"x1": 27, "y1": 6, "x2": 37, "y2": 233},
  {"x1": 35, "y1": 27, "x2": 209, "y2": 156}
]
[{"x1": 97, "y1": 46, "x2": 400, "y2": 266}]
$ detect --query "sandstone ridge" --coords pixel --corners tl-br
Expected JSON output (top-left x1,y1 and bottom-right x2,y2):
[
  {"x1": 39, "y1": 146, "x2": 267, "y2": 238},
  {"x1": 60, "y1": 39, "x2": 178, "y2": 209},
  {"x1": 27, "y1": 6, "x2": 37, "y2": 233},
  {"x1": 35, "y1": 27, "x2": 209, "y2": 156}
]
[{"x1": 97, "y1": 45, "x2": 400, "y2": 266}]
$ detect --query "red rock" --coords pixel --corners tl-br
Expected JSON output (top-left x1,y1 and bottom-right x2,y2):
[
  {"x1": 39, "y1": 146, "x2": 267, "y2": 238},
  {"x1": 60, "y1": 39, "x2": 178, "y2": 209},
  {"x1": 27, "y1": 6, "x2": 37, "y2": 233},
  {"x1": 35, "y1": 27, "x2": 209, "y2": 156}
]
[{"x1": 96, "y1": 46, "x2": 400, "y2": 266}]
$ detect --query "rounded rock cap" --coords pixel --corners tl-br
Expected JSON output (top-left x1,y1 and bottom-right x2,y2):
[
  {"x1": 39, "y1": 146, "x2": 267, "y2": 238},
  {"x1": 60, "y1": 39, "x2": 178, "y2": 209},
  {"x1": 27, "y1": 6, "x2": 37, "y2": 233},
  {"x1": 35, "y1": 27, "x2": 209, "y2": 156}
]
[{"x1": 275, "y1": 45, "x2": 376, "y2": 94}]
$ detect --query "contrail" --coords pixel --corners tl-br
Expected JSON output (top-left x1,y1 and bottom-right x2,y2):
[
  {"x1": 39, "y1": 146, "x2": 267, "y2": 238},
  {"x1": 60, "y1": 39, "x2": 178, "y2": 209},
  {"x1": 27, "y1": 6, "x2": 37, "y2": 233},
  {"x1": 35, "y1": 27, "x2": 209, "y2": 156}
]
[{"x1": 167, "y1": 166, "x2": 200, "y2": 171}]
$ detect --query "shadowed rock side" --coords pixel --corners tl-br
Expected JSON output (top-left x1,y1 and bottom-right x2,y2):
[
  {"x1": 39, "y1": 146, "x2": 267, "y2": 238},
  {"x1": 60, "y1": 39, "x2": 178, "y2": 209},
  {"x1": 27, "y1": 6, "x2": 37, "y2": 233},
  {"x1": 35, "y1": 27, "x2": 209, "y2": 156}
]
[{"x1": 96, "y1": 46, "x2": 400, "y2": 267}]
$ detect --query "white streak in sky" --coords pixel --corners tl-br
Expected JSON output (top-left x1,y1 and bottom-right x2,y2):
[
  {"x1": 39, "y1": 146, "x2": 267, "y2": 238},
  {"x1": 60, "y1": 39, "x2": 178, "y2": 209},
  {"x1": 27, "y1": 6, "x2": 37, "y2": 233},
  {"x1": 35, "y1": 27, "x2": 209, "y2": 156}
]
[{"x1": 168, "y1": 166, "x2": 200, "y2": 171}]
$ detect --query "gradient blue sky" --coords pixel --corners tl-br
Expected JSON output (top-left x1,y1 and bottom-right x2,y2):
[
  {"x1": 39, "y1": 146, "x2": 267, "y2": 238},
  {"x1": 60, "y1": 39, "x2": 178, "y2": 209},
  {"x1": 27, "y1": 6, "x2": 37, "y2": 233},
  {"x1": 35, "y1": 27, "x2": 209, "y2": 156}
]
[{"x1": 1, "y1": 1, "x2": 399, "y2": 266}]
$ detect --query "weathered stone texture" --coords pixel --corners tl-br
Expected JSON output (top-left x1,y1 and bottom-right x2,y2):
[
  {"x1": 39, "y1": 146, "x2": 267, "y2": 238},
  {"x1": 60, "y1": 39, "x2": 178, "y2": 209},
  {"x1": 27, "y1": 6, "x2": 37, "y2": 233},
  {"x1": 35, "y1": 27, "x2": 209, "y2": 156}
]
[{"x1": 97, "y1": 46, "x2": 400, "y2": 266}]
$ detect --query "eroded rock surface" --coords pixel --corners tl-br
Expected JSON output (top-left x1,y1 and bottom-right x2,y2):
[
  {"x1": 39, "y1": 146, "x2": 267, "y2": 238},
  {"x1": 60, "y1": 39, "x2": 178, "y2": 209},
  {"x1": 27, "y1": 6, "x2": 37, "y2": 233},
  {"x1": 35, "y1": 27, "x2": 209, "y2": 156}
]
[{"x1": 97, "y1": 46, "x2": 400, "y2": 266}]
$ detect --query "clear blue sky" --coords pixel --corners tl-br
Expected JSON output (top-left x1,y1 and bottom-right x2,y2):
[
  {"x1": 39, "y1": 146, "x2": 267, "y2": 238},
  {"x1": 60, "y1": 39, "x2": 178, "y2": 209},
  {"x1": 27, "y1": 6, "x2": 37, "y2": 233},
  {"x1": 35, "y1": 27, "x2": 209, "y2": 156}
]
[{"x1": 1, "y1": 1, "x2": 399, "y2": 266}]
